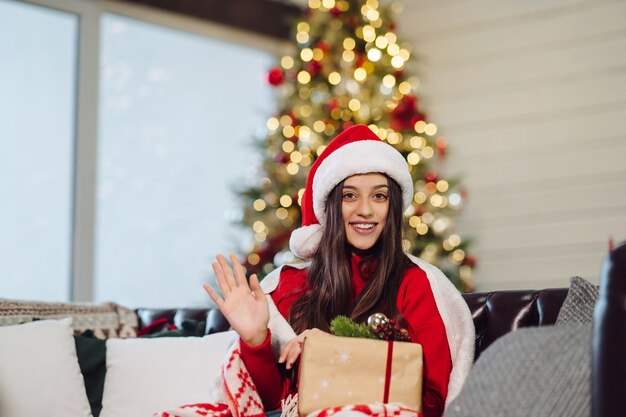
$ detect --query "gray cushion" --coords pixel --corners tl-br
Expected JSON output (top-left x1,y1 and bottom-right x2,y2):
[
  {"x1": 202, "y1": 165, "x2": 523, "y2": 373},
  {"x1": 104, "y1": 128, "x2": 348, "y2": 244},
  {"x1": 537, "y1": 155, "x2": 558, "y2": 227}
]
[
  {"x1": 555, "y1": 276, "x2": 599, "y2": 325},
  {"x1": 444, "y1": 325, "x2": 591, "y2": 417}
]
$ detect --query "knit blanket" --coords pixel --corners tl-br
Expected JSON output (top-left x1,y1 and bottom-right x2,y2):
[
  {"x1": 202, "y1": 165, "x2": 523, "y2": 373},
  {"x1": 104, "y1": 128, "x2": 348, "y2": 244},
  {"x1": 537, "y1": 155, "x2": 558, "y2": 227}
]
[{"x1": 154, "y1": 343, "x2": 420, "y2": 417}]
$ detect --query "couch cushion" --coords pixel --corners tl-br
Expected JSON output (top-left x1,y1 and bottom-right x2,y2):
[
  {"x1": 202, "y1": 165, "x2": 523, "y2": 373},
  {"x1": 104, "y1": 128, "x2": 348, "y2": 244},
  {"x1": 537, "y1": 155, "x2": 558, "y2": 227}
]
[
  {"x1": 0, "y1": 318, "x2": 94, "y2": 417},
  {"x1": 99, "y1": 330, "x2": 236, "y2": 417},
  {"x1": 444, "y1": 324, "x2": 591, "y2": 417},
  {"x1": 555, "y1": 276, "x2": 599, "y2": 325}
]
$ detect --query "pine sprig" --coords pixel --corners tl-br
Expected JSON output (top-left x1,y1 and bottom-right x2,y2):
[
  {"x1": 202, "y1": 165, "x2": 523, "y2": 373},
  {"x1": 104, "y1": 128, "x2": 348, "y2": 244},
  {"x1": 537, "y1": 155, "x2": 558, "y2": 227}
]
[{"x1": 330, "y1": 315, "x2": 378, "y2": 339}]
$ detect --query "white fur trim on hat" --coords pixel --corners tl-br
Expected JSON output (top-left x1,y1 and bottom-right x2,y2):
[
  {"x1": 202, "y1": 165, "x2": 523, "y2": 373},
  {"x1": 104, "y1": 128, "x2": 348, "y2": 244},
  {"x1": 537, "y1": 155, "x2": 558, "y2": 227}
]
[
  {"x1": 312, "y1": 140, "x2": 413, "y2": 223},
  {"x1": 289, "y1": 223, "x2": 324, "y2": 259}
]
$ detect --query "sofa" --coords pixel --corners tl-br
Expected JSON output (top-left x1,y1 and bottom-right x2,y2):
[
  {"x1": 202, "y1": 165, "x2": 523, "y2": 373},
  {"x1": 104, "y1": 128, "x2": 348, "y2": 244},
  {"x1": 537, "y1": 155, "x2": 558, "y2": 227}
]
[{"x1": 0, "y1": 242, "x2": 623, "y2": 417}]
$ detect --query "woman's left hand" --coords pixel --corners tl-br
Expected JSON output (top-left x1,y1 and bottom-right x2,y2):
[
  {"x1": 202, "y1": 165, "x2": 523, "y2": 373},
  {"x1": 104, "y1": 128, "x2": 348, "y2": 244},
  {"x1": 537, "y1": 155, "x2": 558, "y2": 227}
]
[
  {"x1": 203, "y1": 253, "x2": 269, "y2": 347},
  {"x1": 278, "y1": 328, "x2": 327, "y2": 369}
]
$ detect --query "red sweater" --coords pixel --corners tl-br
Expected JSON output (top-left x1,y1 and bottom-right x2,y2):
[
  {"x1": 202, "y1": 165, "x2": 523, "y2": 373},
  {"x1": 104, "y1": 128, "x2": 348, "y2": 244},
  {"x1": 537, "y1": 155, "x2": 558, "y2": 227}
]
[{"x1": 240, "y1": 255, "x2": 452, "y2": 417}]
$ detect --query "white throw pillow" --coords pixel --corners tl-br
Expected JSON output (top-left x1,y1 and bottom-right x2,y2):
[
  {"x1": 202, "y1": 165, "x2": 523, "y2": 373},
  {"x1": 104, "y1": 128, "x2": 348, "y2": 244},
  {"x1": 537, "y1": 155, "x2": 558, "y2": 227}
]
[
  {"x1": 100, "y1": 330, "x2": 236, "y2": 417},
  {"x1": 0, "y1": 318, "x2": 93, "y2": 417}
]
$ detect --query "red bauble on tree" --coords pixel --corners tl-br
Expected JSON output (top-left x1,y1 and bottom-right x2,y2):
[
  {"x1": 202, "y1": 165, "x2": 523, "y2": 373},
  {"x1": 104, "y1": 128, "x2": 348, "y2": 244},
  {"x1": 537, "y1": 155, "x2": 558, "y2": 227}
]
[
  {"x1": 306, "y1": 60, "x2": 322, "y2": 77},
  {"x1": 267, "y1": 67, "x2": 284, "y2": 86},
  {"x1": 390, "y1": 95, "x2": 425, "y2": 132}
]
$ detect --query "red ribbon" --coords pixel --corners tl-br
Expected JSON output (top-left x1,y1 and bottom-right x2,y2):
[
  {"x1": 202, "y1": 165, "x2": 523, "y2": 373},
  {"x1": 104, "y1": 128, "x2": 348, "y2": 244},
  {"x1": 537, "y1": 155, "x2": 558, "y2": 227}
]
[{"x1": 383, "y1": 340, "x2": 394, "y2": 403}]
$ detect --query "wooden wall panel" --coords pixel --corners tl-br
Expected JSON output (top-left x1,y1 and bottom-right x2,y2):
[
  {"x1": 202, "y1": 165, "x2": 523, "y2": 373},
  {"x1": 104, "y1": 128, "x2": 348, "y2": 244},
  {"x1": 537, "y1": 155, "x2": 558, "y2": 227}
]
[{"x1": 397, "y1": 0, "x2": 626, "y2": 291}]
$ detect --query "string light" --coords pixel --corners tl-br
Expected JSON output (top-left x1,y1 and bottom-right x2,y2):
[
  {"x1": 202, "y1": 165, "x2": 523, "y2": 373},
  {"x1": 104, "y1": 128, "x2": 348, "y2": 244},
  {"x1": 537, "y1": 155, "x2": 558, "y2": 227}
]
[
  {"x1": 282, "y1": 141, "x2": 295, "y2": 153},
  {"x1": 287, "y1": 163, "x2": 299, "y2": 175},
  {"x1": 391, "y1": 56, "x2": 404, "y2": 69},
  {"x1": 290, "y1": 151, "x2": 302, "y2": 164},
  {"x1": 253, "y1": 221, "x2": 265, "y2": 233},
  {"x1": 267, "y1": 117, "x2": 279, "y2": 131},
  {"x1": 280, "y1": 195, "x2": 293, "y2": 207},
  {"x1": 348, "y1": 99, "x2": 361, "y2": 111},
  {"x1": 248, "y1": 253, "x2": 260, "y2": 265},
  {"x1": 313, "y1": 120, "x2": 326, "y2": 132},
  {"x1": 297, "y1": 70, "x2": 311, "y2": 84},
  {"x1": 328, "y1": 72, "x2": 341, "y2": 85},
  {"x1": 343, "y1": 38, "x2": 356, "y2": 50},
  {"x1": 297, "y1": 32, "x2": 310, "y2": 44},
  {"x1": 382, "y1": 74, "x2": 396, "y2": 88},
  {"x1": 385, "y1": 32, "x2": 397, "y2": 44},
  {"x1": 354, "y1": 68, "x2": 367, "y2": 82},
  {"x1": 276, "y1": 207, "x2": 289, "y2": 220},
  {"x1": 367, "y1": 48, "x2": 382, "y2": 62},
  {"x1": 449, "y1": 193, "x2": 462, "y2": 206},
  {"x1": 387, "y1": 132, "x2": 401, "y2": 144},
  {"x1": 422, "y1": 146, "x2": 434, "y2": 159},
  {"x1": 407, "y1": 152, "x2": 420, "y2": 165},
  {"x1": 283, "y1": 125, "x2": 295, "y2": 138},
  {"x1": 430, "y1": 194, "x2": 444, "y2": 207},
  {"x1": 313, "y1": 48, "x2": 324, "y2": 61},
  {"x1": 399, "y1": 81, "x2": 412, "y2": 95},
  {"x1": 362, "y1": 25, "x2": 376, "y2": 42},
  {"x1": 424, "y1": 123, "x2": 438, "y2": 136},
  {"x1": 410, "y1": 136, "x2": 425, "y2": 148},
  {"x1": 301, "y1": 48, "x2": 314, "y2": 62},
  {"x1": 280, "y1": 115, "x2": 292, "y2": 126},
  {"x1": 281, "y1": 56, "x2": 294, "y2": 69},
  {"x1": 253, "y1": 199, "x2": 266, "y2": 211},
  {"x1": 414, "y1": 121, "x2": 426, "y2": 133}
]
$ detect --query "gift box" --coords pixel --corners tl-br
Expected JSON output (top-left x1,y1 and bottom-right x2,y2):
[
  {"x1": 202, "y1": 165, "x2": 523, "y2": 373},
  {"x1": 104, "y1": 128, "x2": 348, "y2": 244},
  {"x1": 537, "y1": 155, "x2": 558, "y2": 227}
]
[{"x1": 298, "y1": 332, "x2": 423, "y2": 415}]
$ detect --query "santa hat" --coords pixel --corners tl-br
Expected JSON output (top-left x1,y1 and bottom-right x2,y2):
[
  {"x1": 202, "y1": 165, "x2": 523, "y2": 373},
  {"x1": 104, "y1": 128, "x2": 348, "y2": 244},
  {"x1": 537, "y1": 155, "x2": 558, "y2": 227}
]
[{"x1": 289, "y1": 124, "x2": 414, "y2": 259}]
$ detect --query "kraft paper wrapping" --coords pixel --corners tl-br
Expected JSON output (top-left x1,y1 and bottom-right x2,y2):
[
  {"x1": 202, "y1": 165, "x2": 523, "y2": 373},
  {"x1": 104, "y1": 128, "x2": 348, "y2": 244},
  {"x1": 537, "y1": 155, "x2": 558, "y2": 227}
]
[{"x1": 298, "y1": 332, "x2": 423, "y2": 415}]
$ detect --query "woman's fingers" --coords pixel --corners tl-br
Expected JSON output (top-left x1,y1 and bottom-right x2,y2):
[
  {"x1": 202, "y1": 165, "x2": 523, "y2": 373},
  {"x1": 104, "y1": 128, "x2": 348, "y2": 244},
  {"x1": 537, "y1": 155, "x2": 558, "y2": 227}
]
[
  {"x1": 216, "y1": 254, "x2": 238, "y2": 289},
  {"x1": 211, "y1": 259, "x2": 231, "y2": 296},
  {"x1": 249, "y1": 274, "x2": 264, "y2": 299},
  {"x1": 279, "y1": 339, "x2": 303, "y2": 369},
  {"x1": 202, "y1": 283, "x2": 224, "y2": 308},
  {"x1": 229, "y1": 253, "x2": 248, "y2": 288},
  {"x1": 279, "y1": 339, "x2": 298, "y2": 363},
  {"x1": 285, "y1": 343, "x2": 303, "y2": 369}
]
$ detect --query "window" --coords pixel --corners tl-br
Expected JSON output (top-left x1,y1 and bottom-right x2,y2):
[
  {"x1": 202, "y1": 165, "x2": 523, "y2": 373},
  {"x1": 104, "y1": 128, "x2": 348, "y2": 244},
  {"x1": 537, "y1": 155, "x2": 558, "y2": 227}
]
[
  {"x1": 1, "y1": 0, "x2": 277, "y2": 307},
  {"x1": 0, "y1": 0, "x2": 78, "y2": 301},
  {"x1": 96, "y1": 14, "x2": 273, "y2": 307}
]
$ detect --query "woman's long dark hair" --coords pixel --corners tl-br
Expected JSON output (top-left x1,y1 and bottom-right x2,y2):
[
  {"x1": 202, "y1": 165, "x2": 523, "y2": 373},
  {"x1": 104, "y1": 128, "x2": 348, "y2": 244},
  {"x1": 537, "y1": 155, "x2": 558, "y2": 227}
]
[{"x1": 288, "y1": 174, "x2": 410, "y2": 333}]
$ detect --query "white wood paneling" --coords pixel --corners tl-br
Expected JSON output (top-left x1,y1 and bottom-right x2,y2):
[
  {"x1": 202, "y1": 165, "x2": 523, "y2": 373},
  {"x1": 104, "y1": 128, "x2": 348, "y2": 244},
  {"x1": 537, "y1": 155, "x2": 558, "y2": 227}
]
[{"x1": 397, "y1": 0, "x2": 626, "y2": 292}]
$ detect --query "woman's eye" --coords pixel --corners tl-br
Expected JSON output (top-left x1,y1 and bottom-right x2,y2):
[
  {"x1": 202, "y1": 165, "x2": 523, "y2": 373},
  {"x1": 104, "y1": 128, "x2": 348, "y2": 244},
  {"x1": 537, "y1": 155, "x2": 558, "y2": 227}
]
[
  {"x1": 374, "y1": 193, "x2": 388, "y2": 200},
  {"x1": 343, "y1": 192, "x2": 356, "y2": 200}
]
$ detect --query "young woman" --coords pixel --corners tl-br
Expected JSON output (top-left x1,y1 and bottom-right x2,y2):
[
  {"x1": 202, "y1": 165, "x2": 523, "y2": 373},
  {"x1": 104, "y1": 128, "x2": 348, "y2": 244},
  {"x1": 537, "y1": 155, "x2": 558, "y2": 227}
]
[{"x1": 204, "y1": 124, "x2": 475, "y2": 417}]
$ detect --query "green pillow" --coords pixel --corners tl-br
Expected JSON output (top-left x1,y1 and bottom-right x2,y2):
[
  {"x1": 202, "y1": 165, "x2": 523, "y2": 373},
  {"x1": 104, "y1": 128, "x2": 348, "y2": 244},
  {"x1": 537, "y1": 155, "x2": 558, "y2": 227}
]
[{"x1": 74, "y1": 331, "x2": 106, "y2": 417}]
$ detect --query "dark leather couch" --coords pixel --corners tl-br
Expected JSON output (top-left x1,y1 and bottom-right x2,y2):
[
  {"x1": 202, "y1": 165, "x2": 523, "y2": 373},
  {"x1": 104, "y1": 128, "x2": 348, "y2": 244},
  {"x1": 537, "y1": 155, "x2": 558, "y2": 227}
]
[
  {"x1": 136, "y1": 288, "x2": 568, "y2": 361},
  {"x1": 137, "y1": 243, "x2": 626, "y2": 416}
]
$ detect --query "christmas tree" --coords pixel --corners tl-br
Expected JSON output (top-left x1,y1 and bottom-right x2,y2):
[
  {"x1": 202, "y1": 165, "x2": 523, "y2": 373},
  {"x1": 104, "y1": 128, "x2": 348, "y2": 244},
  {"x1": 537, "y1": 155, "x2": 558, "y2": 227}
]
[{"x1": 237, "y1": 0, "x2": 475, "y2": 291}]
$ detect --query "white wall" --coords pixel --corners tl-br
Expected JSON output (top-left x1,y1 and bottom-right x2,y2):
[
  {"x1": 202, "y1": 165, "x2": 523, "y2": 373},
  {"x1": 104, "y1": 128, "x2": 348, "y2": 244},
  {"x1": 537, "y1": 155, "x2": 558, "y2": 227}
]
[{"x1": 397, "y1": 0, "x2": 626, "y2": 291}]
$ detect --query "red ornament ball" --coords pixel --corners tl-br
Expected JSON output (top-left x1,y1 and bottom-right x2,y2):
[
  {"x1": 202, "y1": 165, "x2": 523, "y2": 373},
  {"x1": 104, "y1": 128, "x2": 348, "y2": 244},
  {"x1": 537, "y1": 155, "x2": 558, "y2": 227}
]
[
  {"x1": 267, "y1": 67, "x2": 284, "y2": 86},
  {"x1": 424, "y1": 172, "x2": 439, "y2": 183}
]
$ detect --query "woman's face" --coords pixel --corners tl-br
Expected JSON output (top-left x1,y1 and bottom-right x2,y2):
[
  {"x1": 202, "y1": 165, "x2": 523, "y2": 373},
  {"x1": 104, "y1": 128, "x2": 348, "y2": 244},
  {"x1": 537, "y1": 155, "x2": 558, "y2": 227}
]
[{"x1": 341, "y1": 173, "x2": 389, "y2": 251}]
